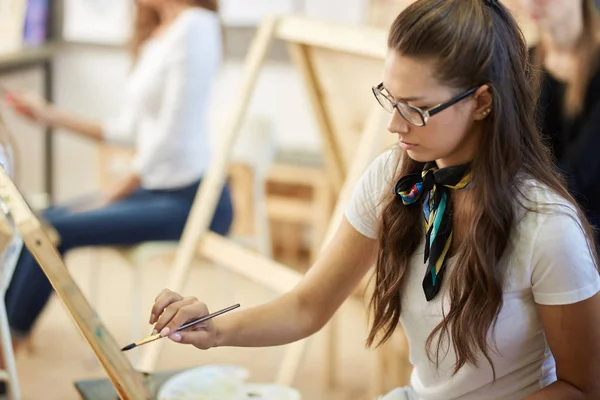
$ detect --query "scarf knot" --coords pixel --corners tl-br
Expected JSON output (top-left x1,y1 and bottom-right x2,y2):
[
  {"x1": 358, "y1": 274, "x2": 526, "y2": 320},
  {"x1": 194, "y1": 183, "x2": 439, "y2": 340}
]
[{"x1": 394, "y1": 162, "x2": 471, "y2": 301}]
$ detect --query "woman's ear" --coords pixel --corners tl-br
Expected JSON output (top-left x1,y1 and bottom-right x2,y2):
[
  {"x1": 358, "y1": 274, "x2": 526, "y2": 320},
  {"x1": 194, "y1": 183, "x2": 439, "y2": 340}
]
[{"x1": 473, "y1": 84, "x2": 493, "y2": 121}]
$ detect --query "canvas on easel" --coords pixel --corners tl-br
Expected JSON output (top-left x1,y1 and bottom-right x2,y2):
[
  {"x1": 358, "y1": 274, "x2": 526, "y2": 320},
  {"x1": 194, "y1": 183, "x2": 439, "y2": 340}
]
[
  {"x1": 133, "y1": 14, "x2": 397, "y2": 395},
  {"x1": 0, "y1": 165, "x2": 151, "y2": 400}
]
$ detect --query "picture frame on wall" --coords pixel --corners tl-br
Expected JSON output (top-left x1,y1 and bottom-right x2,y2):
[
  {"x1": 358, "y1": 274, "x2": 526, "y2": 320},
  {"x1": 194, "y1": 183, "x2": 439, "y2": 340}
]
[
  {"x1": 62, "y1": 0, "x2": 133, "y2": 45},
  {"x1": 221, "y1": 0, "x2": 301, "y2": 26}
]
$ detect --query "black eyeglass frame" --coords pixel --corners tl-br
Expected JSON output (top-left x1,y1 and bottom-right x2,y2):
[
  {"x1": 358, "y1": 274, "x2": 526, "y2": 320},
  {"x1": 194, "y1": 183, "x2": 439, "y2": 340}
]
[{"x1": 372, "y1": 82, "x2": 479, "y2": 127}]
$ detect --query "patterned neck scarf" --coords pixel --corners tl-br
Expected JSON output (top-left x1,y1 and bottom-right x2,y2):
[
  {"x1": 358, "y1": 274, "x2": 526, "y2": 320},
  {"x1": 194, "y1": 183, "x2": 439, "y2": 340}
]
[{"x1": 394, "y1": 162, "x2": 471, "y2": 301}]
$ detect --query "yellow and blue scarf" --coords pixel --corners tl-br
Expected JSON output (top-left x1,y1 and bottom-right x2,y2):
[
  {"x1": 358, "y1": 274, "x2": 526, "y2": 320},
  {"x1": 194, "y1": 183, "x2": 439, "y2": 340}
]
[{"x1": 394, "y1": 162, "x2": 471, "y2": 301}]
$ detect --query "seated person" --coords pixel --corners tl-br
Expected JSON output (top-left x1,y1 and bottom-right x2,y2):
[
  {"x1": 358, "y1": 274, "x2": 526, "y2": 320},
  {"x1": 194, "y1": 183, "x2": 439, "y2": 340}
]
[
  {"x1": 522, "y1": 0, "x2": 600, "y2": 245},
  {"x1": 146, "y1": 1, "x2": 600, "y2": 400},
  {"x1": 2, "y1": 0, "x2": 233, "y2": 357}
]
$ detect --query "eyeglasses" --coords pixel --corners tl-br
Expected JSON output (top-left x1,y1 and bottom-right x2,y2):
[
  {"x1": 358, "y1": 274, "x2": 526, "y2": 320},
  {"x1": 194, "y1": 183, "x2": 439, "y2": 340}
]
[{"x1": 372, "y1": 83, "x2": 478, "y2": 127}]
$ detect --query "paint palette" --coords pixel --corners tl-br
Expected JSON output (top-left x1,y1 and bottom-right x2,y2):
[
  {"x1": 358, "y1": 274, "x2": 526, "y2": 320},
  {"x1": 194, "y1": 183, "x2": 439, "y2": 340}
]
[{"x1": 157, "y1": 365, "x2": 301, "y2": 400}]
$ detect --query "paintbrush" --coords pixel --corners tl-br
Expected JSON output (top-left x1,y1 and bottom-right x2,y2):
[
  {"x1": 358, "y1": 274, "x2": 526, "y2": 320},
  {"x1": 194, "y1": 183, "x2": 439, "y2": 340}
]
[{"x1": 121, "y1": 303, "x2": 240, "y2": 351}]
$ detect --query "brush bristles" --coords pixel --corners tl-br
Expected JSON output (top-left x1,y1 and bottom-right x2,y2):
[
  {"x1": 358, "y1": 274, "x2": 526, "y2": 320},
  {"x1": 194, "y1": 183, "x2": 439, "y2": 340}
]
[{"x1": 121, "y1": 343, "x2": 136, "y2": 352}]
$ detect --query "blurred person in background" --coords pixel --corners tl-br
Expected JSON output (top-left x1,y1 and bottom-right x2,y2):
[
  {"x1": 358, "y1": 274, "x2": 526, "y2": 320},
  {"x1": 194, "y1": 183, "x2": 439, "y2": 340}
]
[
  {"x1": 522, "y1": 0, "x2": 600, "y2": 246},
  {"x1": 1, "y1": 0, "x2": 233, "y2": 365}
]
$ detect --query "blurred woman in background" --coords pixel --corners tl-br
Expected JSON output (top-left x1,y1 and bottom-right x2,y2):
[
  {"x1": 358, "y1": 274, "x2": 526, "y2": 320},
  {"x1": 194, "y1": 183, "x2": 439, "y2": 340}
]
[
  {"x1": 2, "y1": 0, "x2": 233, "y2": 355},
  {"x1": 522, "y1": 0, "x2": 600, "y2": 246}
]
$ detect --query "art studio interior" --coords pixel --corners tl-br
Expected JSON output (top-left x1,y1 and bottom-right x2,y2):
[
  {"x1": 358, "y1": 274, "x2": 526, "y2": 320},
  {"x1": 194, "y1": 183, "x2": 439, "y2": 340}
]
[{"x1": 1, "y1": 0, "x2": 600, "y2": 399}]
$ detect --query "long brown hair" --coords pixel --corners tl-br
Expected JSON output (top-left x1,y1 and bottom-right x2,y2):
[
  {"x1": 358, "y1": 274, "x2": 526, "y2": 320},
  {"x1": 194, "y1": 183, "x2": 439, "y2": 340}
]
[
  {"x1": 130, "y1": 0, "x2": 219, "y2": 62},
  {"x1": 366, "y1": 0, "x2": 599, "y2": 377},
  {"x1": 533, "y1": 0, "x2": 600, "y2": 117}
]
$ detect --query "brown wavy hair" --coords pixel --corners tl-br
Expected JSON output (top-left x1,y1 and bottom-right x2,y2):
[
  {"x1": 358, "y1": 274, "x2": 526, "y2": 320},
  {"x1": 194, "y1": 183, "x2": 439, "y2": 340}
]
[
  {"x1": 130, "y1": 0, "x2": 219, "y2": 62},
  {"x1": 366, "y1": 0, "x2": 599, "y2": 377},
  {"x1": 532, "y1": 0, "x2": 600, "y2": 117}
]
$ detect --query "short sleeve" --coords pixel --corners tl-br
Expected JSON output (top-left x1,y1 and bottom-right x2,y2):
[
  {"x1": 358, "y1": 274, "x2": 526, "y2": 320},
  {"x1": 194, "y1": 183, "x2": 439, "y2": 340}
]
[
  {"x1": 344, "y1": 148, "x2": 400, "y2": 239},
  {"x1": 531, "y1": 207, "x2": 600, "y2": 305}
]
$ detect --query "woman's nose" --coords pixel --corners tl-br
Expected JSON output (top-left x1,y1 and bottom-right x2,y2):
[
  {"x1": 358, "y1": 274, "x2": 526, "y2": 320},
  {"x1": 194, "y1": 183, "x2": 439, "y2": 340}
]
[{"x1": 387, "y1": 108, "x2": 410, "y2": 135}]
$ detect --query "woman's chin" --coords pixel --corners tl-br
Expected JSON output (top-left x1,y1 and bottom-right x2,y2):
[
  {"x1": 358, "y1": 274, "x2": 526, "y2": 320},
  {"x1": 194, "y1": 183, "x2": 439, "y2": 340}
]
[{"x1": 405, "y1": 148, "x2": 432, "y2": 163}]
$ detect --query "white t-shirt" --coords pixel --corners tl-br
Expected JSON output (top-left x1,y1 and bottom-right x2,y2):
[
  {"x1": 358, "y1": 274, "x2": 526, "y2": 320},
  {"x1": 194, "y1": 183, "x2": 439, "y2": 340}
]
[
  {"x1": 102, "y1": 8, "x2": 221, "y2": 190},
  {"x1": 345, "y1": 147, "x2": 600, "y2": 400}
]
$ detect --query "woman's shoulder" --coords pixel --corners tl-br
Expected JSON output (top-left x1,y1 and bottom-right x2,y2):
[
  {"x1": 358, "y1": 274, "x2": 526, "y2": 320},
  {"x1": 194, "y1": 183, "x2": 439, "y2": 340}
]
[
  {"x1": 163, "y1": 7, "x2": 220, "y2": 46},
  {"x1": 509, "y1": 177, "x2": 600, "y2": 305},
  {"x1": 512, "y1": 177, "x2": 586, "y2": 245},
  {"x1": 361, "y1": 146, "x2": 404, "y2": 189},
  {"x1": 176, "y1": 7, "x2": 220, "y2": 35},
  {"x1": 515, "y1": 176, "x2": 577, "y2": 216},
  {"x1": 159, "y1": 7, "x2": 221, "y2": 64}
]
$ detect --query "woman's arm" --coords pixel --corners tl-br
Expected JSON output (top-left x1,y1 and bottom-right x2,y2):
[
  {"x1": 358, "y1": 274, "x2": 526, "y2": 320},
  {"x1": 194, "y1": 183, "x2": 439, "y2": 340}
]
[
  {"x1": 5, "y1": 92, "x2": 105, "y2": 142},
  {"x1": 104, "y1": 172, "x2": 142, "y2": 202},
  {"x1": 526, "y1": 206, "x2": 600, "y2": 399},
  {"x1": 524, "y1": 294, "x2": 600, "y2": 400},
  {"x1": 150, "y1": 217, "x2": 378, "y2": 348},
  {"x1": 46, "y1": 106, "x2": 104, "y2": 142}
]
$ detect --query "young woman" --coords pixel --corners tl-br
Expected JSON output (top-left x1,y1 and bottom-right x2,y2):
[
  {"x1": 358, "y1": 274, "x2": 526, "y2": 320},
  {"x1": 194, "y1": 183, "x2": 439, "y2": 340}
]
[
  {"x1": 147, "y1": 1, "x2": 600, "y2": 399},
  {"x1": 520, "y1": 0, "x2": 600, "y2": 247},
  {"x1": 2, "y1": 0, "x2": 233, "y2": 351}
]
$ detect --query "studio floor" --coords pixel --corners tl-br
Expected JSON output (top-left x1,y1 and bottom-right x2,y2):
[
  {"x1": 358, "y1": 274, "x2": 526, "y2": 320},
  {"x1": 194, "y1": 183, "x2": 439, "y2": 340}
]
[{"x1": 14, "y1": 246, "x2": 376, "y2": 400}]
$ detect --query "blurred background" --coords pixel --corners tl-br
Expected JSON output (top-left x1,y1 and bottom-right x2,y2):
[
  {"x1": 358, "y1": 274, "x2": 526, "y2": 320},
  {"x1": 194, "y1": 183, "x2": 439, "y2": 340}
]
[{"x1": 0, "y1": 1, "x2": 550, "y2": 399}]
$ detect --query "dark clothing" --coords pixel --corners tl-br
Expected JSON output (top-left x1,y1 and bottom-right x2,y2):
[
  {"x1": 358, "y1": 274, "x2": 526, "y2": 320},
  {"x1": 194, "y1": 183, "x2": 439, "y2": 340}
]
[{"x1": 535, "y1": 56, "x2": 600, "y2": 245}]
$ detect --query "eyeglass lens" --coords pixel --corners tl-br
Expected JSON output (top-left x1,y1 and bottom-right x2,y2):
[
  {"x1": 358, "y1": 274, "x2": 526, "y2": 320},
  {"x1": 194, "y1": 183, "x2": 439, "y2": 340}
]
[{"x1": 373, "y1": 88, "x2": 424, "y2": 126}]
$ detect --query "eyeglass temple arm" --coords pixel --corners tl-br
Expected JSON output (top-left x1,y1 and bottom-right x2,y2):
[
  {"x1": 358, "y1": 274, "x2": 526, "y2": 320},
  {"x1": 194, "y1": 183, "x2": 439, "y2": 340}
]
[{"x1": 426, "y1": 87, "x2": 479, "y2": 117}]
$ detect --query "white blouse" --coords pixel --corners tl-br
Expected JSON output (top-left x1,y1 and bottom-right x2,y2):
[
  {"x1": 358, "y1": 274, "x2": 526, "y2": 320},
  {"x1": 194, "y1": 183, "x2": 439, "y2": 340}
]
[{"x1": 102, "y1": 8, "x2": 221, "y2": 190}]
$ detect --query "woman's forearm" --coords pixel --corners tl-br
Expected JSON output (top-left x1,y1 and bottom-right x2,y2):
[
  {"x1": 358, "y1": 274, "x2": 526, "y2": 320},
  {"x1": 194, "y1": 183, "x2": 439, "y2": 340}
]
[
  {"x1": 214, "y1": 291, "x2": 320, "y2": 348},
  {"x1": 48, "y1": 107, "x2": 104, "y2": 142},
  {"x1": 104, "y1": 172, "x2": 141, "y2": 202}
]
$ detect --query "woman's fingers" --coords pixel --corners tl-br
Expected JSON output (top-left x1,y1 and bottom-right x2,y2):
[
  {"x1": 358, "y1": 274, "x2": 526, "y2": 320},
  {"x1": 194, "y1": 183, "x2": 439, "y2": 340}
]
[
  {"x1": 148, "y1": 290, "x2": 215, "y2": 350},
  {"x1": 152, "y1": 296, "x2": 196, "y2": 334},
  {"x1": 160, "y1": 301, "x2": 210, "y2": 337},
  {"x1": 6, "y1": 92, "x2": 47, "y2": 122},
  {"x1": 169, "y1": 329, "x2": 214, "y2": 349},
  {"x1": 149, "y1": 289, "x2": 183, "y2": 325}
]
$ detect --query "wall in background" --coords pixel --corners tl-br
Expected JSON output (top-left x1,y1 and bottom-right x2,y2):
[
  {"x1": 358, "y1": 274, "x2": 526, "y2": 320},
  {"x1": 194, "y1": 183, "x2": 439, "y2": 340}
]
[
  {"x1": 2, "y1": 0, "x2": 374, "y2": 203},
  {"x1": 0, "y1": 69, "x2": 46, "y2": 199},
  {"x1": 304, "y1": 0, "x2": 368, "y2": 25},
  {"x1": 2, "y1": 44, "x2": 323, "y2": 203}
]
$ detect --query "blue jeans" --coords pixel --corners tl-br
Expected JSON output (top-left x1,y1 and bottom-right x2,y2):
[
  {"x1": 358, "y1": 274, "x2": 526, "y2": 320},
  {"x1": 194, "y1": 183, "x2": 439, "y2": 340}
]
[{"x1": 5, "y1": 179, "x2": 233, "y2": 336}]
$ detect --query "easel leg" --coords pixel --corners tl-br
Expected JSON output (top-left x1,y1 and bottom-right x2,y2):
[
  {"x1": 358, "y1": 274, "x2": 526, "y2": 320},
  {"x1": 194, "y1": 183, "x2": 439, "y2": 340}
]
[
  {"x1": 321, "y1": 105, "x2": 389, "y2": 390},
  {"x1": 135, "y1": 16, "x2": 279, "y2": 374}
]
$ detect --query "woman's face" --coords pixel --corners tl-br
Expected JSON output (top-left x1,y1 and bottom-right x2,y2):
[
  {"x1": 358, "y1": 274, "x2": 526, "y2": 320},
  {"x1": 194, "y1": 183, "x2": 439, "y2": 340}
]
[
  {"x1": 518, "y1": 0, "x2": 582, "y2": 30},
  {"x1": 381, "y1": 51, "x2": 487, "y2": 168}
]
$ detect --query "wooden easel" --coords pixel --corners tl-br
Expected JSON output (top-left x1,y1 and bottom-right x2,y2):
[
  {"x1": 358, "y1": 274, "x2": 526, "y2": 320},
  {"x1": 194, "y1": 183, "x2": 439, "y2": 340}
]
[
  {"x1": 0, "y1": 165, "x2": 151, "y2": 399},
  {"x1": 135, "y1": 14, "x2": 393, "y2": 390}
]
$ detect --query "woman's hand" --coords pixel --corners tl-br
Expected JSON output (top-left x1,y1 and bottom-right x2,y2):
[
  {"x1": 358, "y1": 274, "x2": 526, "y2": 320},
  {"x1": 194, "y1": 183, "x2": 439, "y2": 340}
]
[
  {"x1": 150, "y1": 289, "x2": 217, "y2": 350},
  {"x1": 4, "y1": 91, "x2": 55, "y2": 126}
]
